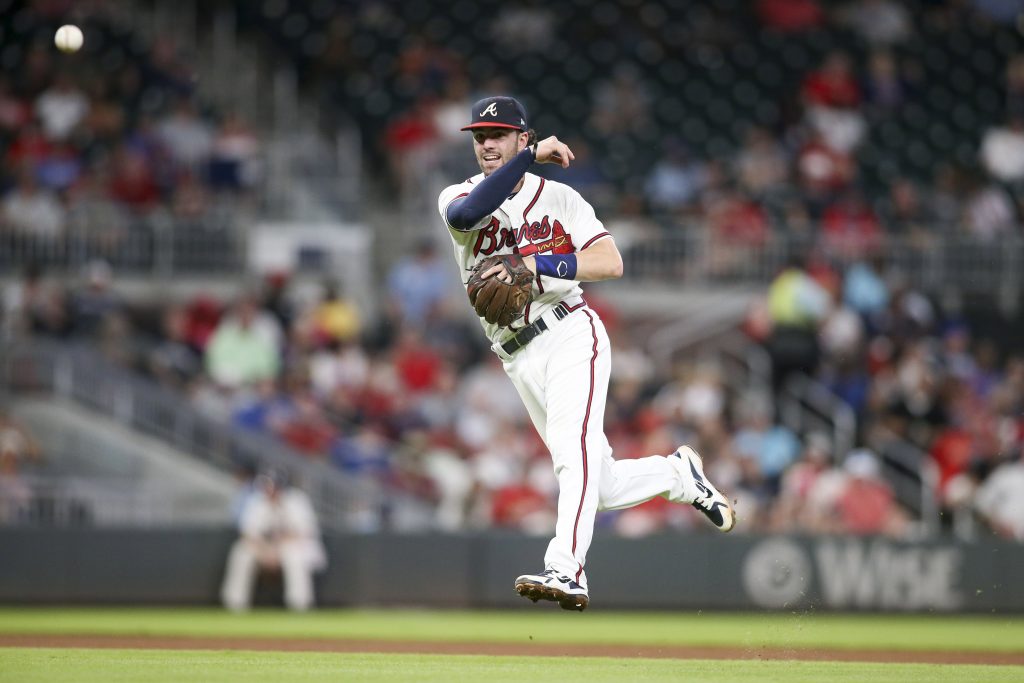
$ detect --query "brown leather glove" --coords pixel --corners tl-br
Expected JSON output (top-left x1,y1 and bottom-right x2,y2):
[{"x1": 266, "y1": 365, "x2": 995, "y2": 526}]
[{"x1": 466, "y1": 253, "x2": 535, "y2": 328}]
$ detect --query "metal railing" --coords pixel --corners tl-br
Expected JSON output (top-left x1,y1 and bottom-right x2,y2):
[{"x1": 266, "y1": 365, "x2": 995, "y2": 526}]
[
  {"x1": 6, "y1": 209, "x2": 1019, "y2": 295},
  {"x1": 780, "y1": 373, "x2": 940, "y2": 534},
  {"x1": 704, "y1": 334, "x2": 774, "y2": 402},
  {"x1": 1, "y1": 341, "x2": 383, "y2": 531},
  {"x1": 779, "y1": 374, "x2": 857, "y2": 466},
  {"x1": 866, "y1": 426, "x2": 942, "y2": 537},
  {"x1": 263, "y1": 127, "x2": 363, "y2": 222},
  {"x1": 0, "y1": 205, "x2": 245, "y2": 278},
  {"x1": 1, "y1": 475, "x2": 221, "y2": 527},
  {"x1": 619, "y1": 232, "x2": 1024, "y2": 305},
  {"x1": 649, "y1": 315, "x2": 939, "y2": 531},
  {"x1": 647, "y1": 295, "x2": 755, "y2": 369}
]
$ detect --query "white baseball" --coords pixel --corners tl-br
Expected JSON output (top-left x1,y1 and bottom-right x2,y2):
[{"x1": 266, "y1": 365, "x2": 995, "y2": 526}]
[{"x1": 55, "y1": 24, "x2": 84, "y2": 53}]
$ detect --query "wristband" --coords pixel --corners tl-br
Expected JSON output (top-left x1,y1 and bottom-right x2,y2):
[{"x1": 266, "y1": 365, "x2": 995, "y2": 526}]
[{"x1": 534, "y1": 253, "x2": 577, "y2": 280}]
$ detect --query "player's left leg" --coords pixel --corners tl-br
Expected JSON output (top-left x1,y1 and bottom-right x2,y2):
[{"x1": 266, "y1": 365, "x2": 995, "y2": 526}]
[
  {"x1": 279, "y1": 541, "x2": 315, "y2": 611},
  {"x1": 547, "y1": 312, "x2": 735, "y2": 532},
  {"x1": 595, "y1": 449, "x2": 684, "y2": 511},
  {"x1": 596, "y1": 445, "x2": 736, "y2": 532}
]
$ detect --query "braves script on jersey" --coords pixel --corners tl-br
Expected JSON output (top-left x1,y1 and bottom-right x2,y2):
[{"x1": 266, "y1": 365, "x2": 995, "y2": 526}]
[{"x1": 438, "y1": 172, "x2": 610, "y2": 346}]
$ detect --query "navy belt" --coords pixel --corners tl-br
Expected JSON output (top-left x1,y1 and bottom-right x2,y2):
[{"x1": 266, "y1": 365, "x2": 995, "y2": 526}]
[{"x1": 501, "y1": 302, "x2": 572, "y2": 355}]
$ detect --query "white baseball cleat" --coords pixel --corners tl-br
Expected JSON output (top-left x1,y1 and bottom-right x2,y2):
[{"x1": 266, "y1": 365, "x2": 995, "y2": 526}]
[
  {"x1": 514, "y1": 569, "x2": 589, "y2": 611},
  {"x1": 673, "y1": 446, "x2": 736, "y2": 532}
]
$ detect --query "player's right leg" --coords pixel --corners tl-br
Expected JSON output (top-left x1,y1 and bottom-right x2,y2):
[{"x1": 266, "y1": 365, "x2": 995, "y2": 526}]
[
  {"x1": 220, "y1": 540, "x2": 259, "y2": 611},
  {"x1": 501, "y1": 310, "x2": 604, "y2": 610}
]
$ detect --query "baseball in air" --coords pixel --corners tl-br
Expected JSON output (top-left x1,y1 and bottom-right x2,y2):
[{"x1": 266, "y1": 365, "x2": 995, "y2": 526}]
[{"x1": 55, "y1": 24, "x2": 84, "y2": 53}]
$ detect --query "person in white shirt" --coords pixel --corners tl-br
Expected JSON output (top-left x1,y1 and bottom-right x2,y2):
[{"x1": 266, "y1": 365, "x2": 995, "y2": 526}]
[
  {"x1": 974, "y1": 455, "x2": 1024, "y2": 541},
  {"x1": 35, "y1": 72, "x2": 89, "y2": 141},
  {"x1": 221, "y1": 471, "x2": 327, "y2": 611},
  {"x1": 1, "y1": 168, "x2": 65, "y2": 238},
  {"x1": 980, "y1": 116, "x2": 1024, "y2": 184}
]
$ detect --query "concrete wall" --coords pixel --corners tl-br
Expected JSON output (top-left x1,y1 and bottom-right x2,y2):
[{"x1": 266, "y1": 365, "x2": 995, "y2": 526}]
[{"x1": 2, "y1": 529, "x2": 1022, "y2": 612}]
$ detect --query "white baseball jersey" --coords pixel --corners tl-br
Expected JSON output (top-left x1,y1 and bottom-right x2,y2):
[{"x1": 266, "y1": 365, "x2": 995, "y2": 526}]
[{"x1": 437, "y1": 171, "x2": 611, "y2": 346}]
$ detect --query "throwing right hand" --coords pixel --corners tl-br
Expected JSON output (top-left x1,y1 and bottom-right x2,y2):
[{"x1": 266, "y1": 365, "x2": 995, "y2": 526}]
[{"x1": 534, "y1": 136, "x2": 575, "y2": 168}]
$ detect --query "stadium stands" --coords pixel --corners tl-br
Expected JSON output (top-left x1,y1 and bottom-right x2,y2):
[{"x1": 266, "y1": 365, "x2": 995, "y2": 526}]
[
  {"x1": 0, "y1": 2, "x2": 248, "y2": 274},
  {"x1": 3, "y1": 0, "x2": 1024, "y2": 543}
]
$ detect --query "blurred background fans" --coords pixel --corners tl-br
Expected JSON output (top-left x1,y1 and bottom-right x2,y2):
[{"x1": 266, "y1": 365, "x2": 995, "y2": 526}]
[{"x1": 2, "y1": 0, "x2": 1024, "y2": 554}]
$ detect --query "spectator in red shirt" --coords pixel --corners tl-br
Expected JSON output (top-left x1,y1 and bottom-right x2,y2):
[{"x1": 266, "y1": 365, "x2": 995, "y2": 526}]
[
  {"x1": 803, "y1": 51, "x2": 862, "y2": 109},
  {"x1": 821, "y1": 190, "x2": 883, "y2": 257},
  {"x1": 393, "y1": 328, "x2": 443, "y2": 393},
  {"x1": 107, "y1": 145, "x2": 160, "y2": 211},
  {"x1": 756, "y1": 0, "x2": 825, "y2": 32},
  {"x1": 705, "y1": 189, "x2": 772, "y2": 276},
  {"x1": 708, "y1": 190, "x2": 771, "y2": 247},
  {"x1": 772, "y1": 432, "x2": 832, "y2": 530},
  {"x1": 182, "y1": 294, "x2": 222, "y2": 350},
  {"x1": 5, "y1": 120, "x2": 52, "y2": 168},
  {"x1": 836, "y1": 449, "x2": 906, "y2": 535},
  {"x1": 0, "y1": 76, "x2": 31, "y2": 133},
  {"x1": 930, "y1": 426, "x2": 974, "y2": 495},
  {"x1": 491, "y1": 476, "x2": 554, "y2": 532},
  {"x1": 276, "y1": 389, "x2": 339, "y2": 457},
  {"x1": 802, "y1": 51, "x2": 867, "y2": 153},
  {"x1": 384, "y1": 97, "x2": 441, "y2": 191}
]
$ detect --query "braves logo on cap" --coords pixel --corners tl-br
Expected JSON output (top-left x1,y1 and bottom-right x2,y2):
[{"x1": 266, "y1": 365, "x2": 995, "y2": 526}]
[{"x1": 461, "y1": 96, "x2": 529, "y2": 131}]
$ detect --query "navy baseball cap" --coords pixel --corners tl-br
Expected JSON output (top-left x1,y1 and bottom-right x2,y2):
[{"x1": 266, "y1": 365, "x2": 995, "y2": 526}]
[{"x1": 461, "y1": 96, "x2": 529, "y2": 131}]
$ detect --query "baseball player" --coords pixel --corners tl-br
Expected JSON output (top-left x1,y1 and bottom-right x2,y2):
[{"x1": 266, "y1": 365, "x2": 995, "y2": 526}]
[
  {"x1": 221, "y1": 471, "x2": 327, "y2": 611},
  {"x1": 437, "y1": 96, "x2": 735, "y2": 611}
]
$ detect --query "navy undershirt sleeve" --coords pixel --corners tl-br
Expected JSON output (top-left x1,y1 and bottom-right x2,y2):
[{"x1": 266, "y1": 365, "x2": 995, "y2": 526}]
[{"x1": 446, "y1": 147, "x2": 534, "y2": 231}]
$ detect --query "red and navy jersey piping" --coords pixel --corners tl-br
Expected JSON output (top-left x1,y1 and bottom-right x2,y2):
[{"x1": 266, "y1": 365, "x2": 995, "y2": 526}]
[{"x1": 580, "y1": 232, "x2": 611, "y2": 251}]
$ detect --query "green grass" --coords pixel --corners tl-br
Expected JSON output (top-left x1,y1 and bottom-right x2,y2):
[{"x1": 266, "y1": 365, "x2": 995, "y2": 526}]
[
  {"x1": 1, "y1": 609, "x2": 1022, "y2": 682},
  {"x1": 0, "y1": 608, "x2": 1022, "y2": 653},
  {"x1": 0, "y1": 649, "x2": 1021, "y2": 683}
]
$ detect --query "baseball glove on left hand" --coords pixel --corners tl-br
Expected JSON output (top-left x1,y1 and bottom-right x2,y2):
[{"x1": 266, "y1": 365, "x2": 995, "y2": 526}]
[{"x1": 466, "y1": 253, "x2": 535, "y2": 328}]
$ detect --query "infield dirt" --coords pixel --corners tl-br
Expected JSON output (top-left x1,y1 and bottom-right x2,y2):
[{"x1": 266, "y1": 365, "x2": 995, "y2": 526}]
[{"x1": 1, "y1": 634, "x2": 1021, "y2": 665}]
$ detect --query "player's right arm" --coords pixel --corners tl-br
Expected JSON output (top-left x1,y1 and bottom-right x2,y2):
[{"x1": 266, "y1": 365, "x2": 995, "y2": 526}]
[
  {"x1": 532, "y1": 136, "x2": 574, "y2": 167},
  {"x1": 441, "y1": 135, "x2": 574, "y2": 231},
  {"x1": 443, "y1": 148, "x2": 535, "y2": 231},
  {"x1": 438, "y1": 183, "x2": 488, "y2": 232}
]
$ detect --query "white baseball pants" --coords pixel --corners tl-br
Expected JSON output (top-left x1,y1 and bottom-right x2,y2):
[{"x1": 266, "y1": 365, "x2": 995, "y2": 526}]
[
  {"x1": 500, "y1": 305, "x2": 687, "y2": 590},
  {"x1": 220, "y1": 539, "x2": 318, "y2": 611}
]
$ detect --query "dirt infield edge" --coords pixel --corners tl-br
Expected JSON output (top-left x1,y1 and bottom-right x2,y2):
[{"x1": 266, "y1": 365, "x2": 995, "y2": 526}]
[{"x1": 1, "y1": 634, "x2": 1022, "y2": 666}]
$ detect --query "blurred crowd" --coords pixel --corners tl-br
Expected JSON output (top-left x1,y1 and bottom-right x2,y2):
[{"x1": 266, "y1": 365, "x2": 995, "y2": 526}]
[
  {"x1": 297, "y1": 0, "x2": 1024, "y2": 252},
  {"x1": 4, "y1": 0, "x2": 1024, "y2": 266},
  {"x1": 3, "y1": 0, "x2": 1024, "y2": 544},
  {"x1": 745, "y1": 253, "x2": 1024, "y2": 540},
  {"x1": 5, "y1": 244, "x2": 1023, "y2": 542},
  {"x1": 0, "y1": 6, "x2": 261, "y2": 259},
  {"x1": 3, "y1": 0, "x2": 1024, "y2": 260}
]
